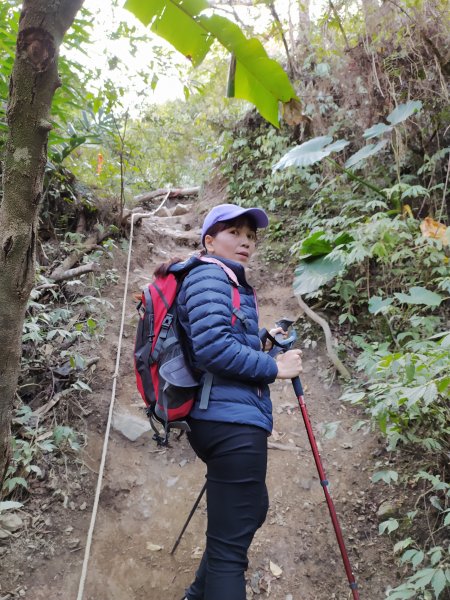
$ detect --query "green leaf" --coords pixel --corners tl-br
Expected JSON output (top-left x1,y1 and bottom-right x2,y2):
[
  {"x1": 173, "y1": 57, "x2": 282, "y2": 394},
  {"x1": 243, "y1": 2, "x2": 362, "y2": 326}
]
[
  {"x1": 402, "y1": 549, "x2": 423, "y2": 565},
  {"x1": 0, "y1": 501, "x2": 23, "y2": 512},
  {"x1": 344, "y1": 139, "x2": 389, "y2": 168},
  {"x1": 125, "y1": 0, "x2": 297, "y2": 127},
  {"x1": 368, "y1": 296, "x2": 394, "y2": 315},
  {"x1": 293, "y1": 255, "x2": 344, "y2": 295},
  {"x1": 387, "y1": 100, "x2": 422, "y2": 125},
  {"x1": 273, "y1": 136, "x2": 349, "y2": 170},
  {"x1": 379, "y1": 518, "x2": 399, "y2": 534},
  {"x1": 372, "y1": 470, "x2": 398, "y2": 484},
  {"x1": 432, "y1": 569, "x2": 446, "y2": 598},
  {"x1": 409, "y1": 568, "x2": 436, "y2": 588},
  {"x1": 363, "y1": 123, "x2": 393, "y2": 139},
  {"x1": 319, "y1": 421, "x2": 340, "y2": 439},
  {"x1": 340, "y1": 391, "x2": 365, "y2": 404},
  {"x1": 394, "y1": 287, "x2": 443, "y2": 307},
  {"x1": 393, "y1": 538, "x2": 414, "y2": 553},
  {"x1": 299, "y1": 231, "x2": 333, "y2": 257},
  {"x1": 124, "y1": 0, "x2": 212, "y2": 67}
]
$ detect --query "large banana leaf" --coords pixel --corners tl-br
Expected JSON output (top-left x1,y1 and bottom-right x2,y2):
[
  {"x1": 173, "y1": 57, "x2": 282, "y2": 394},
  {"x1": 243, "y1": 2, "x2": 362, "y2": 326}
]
[
  {"x1": 124, "y1": 0, "x2": 297, "y2": 127},
  {"x1": 293, "y1": 255, "x2": 344, "y2": 295}
]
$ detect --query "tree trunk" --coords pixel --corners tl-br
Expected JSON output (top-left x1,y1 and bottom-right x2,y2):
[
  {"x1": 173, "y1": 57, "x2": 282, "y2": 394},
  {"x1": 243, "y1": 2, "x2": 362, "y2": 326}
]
[{"x1": 0, "y1": 0, "x2": 84, "y2": 484}]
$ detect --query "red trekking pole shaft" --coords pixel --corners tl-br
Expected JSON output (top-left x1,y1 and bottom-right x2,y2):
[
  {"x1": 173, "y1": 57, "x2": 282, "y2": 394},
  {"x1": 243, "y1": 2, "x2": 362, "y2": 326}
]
[{"x1": 292, "y1": 376, "x2": 360, "y2": 599}]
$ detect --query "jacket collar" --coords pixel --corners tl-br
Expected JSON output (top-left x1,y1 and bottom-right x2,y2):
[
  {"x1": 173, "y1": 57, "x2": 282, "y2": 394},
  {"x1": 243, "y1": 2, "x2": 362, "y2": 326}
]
[
  {"x1": 170, "y1": 253, "x2": 249, "y2": 286},
  {"x1": 204, "y1": 254, "x2": 249, "y2": 286}
]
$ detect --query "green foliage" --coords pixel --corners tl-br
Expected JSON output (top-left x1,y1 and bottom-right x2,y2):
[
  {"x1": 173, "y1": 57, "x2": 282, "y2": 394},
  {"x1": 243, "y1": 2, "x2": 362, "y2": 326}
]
[
  {"x1": 124, "y1": 0, "x2": 297, "y2": 127},
  {"x1": 294, "y1": 255, "x2": 344, "y2": 295},
  {"x1": 273, "y1": 136, "x2": 349, "y2": 170},
  {"x1": 2, "y1": 405, "x2": 81, "y2": 497},
  {"x1": 343, "y1": 333, "x2": 450, "y2": 453}
]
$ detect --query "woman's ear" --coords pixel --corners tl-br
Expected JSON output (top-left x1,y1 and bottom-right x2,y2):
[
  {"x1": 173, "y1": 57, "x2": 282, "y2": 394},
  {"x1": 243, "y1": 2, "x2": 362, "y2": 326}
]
[{"x1": 204, "y1": 234, "x2": 215, "y2": 253}]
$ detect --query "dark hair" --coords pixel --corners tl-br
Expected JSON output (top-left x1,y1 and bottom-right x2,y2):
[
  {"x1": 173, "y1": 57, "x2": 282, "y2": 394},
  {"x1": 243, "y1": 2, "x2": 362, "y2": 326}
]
[
  {"x1": 154, "y1": 215, "x2": 258, "y2": 277},
  {"x1": 154, "y1": 257, "x2": 183, "y2": 278},
  {"x1": 202, "y1": 214, "x2": 257, "y2": 246}
]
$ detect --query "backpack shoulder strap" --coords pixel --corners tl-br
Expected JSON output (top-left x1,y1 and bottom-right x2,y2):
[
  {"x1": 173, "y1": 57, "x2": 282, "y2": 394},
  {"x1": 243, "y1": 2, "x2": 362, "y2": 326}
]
[{"x1": 198, "y1": 256, "x2": 239, "y2": 287}]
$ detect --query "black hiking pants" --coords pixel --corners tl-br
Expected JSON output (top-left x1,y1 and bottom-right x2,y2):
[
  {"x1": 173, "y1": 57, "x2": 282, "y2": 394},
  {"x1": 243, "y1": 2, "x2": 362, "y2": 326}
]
[{"x1": 185, "y1": 419, "x2": 269, "y2": 600}]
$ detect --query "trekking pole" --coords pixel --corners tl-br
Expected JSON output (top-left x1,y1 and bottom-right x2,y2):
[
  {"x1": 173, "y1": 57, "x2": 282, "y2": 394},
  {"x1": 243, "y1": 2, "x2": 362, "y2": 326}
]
[
  {"x1": 171, "y1": 482, "x2": 206, "y2": 555},
  {"x1": 271, "y1": 319, "x2": 360, "y2": 599}
]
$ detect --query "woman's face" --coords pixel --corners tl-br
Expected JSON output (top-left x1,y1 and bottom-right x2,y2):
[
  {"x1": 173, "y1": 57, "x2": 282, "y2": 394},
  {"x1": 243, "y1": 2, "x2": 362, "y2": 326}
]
[{"x1": 204, "y1": 223, "x2": 257, "y2": 265}]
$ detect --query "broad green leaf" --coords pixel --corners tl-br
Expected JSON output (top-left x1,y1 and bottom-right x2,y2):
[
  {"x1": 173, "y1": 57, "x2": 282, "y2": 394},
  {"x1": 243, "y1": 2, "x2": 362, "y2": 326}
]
[
  {"x1": 409, "y1": 568, "x2": 436, "y2": 588},
  {"x1": 428, "y1": 546, "x2": 443, "y2": 565},
  {"x1": 0, "y1": 501, "x2": 23, "y2": 512},
  {"x1": 363, "y1": 123, "x2": 393, "y2": 139},
  {"x1": 273, "y1": 136, "x2": 349, "y2": 170},
  {"x1": 386, "y1": 589, "x2": 416, "y2": 599},
  {"x1": 387, "y1": 100, "x2": 423, "y2": 125},
  {"x1": 368, "y1": 296, "x2": 394, "y2": 314},
  {"x1": 432, "y1": 569, "x2": 446, "y2": 598},
  {"x1": 411, "y1": 550, "x2": 425, "y2": 568},
  {"x1": 344, "y1": 139, "x2": 389, "y2": 168},
  {"x1": 125, "y1": 0, "x2": 297, "y2": 127},
  {"x1": 379, "y1": 518, "x2": 399, "y2": 534},
  {"x1": 299, "y1": 231, "x2": 333, "y2": 257},
  {"x1": 393, "y1": 538, "x2": 414, "y2": 553},
  {"x1": 319, "y1": 421, "x2": 340, "y2": 439},
  {"x1": 124, "y1": 0, "x2": 212, "y2": 67},
  {"x1": 394, "y1": 287, "x2": 443, "y2": 307},
  {"x1": 340, "y1": 391, "x2": 365, "y2": 404},
  {"x1": 372, "y1": 470, "x2": 398, "y2": 484},
  {"x1": 401, "y1": 549, "x2": 423, "y2": 566},
  {"x1": 293, "y1": 255, "x2": 344, "y2": 295}
]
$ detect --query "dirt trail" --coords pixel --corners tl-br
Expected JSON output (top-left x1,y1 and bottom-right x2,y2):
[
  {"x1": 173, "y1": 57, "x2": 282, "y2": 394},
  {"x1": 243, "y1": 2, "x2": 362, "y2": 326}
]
[{"x1": 2, "y1": 203, "x2": 397, "y2": 599}]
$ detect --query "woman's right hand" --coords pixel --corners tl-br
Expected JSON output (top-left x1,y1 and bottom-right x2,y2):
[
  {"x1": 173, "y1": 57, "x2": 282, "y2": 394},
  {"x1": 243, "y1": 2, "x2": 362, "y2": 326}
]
[{"x1": 275, "y1": 349, "x2": 303, "y2": 379}]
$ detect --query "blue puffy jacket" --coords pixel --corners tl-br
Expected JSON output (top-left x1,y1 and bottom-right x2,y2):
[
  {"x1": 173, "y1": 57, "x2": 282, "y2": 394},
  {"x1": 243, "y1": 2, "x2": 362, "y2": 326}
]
[{"x1": 175, "y1": 255, "x2": 278, "y2": 433}]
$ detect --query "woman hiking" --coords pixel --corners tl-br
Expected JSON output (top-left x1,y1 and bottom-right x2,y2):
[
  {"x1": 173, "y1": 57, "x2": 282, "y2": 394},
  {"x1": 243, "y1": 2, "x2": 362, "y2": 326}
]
[{"x1": 157, "y1": 203, "x2": 303, "y2": 600}]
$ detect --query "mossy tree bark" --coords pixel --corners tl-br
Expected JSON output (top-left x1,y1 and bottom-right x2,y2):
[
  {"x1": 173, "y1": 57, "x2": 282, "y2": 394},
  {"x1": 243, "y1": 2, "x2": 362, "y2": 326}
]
[{"x1": 0, "y1": 0, "x2": 84, "y2": 484}]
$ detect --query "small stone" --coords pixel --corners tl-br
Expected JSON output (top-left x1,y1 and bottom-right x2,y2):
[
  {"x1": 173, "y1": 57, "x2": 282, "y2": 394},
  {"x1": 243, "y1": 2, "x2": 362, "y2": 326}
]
[
  {"x1": 64, "y1": 526, "x2": 74, "y2": 535},
  {"x1": 341, "y1": 442, "x2": 353, "y2": 449},
  {"x1": 79, "y1": 502, "x2": 87, "y2": 511},
  {"x1": 146, "y1": 542, "x2": 163, "y2": 552},
  {"x1": 112, "y1": 411, "x2": 151, "y2": 441},
  {"x1": 0, "y1": 528, "x2": 11, "y2": 539},
  {"x1": 67, "y1": 538, "x2": 80, "y2": 549},
  {"x1": 154, "y1": 206, "x2": 172, "y2": 217},
  {"x1": 0, "y1": 513, "x2": 23, "y2": 532},
  {"x1": 269, "y1": 561, "x2": 282, "y2": 578},
  {"x1": 171, "y1": 203, "x2": 191, "y2": 216}
]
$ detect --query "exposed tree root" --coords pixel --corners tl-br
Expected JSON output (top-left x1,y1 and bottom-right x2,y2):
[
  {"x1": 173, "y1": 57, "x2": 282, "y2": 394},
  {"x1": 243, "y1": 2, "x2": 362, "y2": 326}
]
[{"x1": 295, "y1": 294, "x2": 351, "y2": 380}]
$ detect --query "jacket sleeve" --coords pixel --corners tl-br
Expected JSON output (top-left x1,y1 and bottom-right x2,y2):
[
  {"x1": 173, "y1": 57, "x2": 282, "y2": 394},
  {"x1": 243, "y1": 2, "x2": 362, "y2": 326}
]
[{"x1": 180, "y1": 264, "x2": 278, "y2": 384}]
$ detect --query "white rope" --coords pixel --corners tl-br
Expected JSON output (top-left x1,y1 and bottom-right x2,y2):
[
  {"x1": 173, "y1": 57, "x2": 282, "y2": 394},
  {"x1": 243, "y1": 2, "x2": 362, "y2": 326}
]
[{"x1": 76, "y1": 193, "x2": 170, "y2": 600}]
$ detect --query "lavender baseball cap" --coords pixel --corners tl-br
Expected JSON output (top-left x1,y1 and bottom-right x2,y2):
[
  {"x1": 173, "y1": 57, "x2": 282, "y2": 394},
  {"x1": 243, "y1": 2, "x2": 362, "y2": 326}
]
[{"x1": 201, "y1": 203, "x2": 269, "y2": 245}]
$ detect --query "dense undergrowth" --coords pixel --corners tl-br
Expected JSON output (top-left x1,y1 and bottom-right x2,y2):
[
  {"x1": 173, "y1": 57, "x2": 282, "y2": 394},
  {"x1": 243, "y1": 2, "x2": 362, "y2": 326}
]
[{"x1": 218, "y1": 101, "x2": 450, "y2": 598}]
